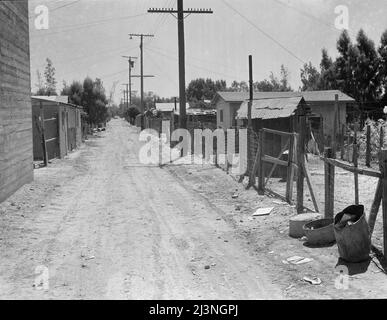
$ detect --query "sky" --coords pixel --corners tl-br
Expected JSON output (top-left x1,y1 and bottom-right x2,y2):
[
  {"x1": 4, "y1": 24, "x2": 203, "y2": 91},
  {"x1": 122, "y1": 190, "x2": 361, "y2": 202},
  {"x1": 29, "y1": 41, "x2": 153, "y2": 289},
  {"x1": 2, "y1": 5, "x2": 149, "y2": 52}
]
[{"x1": 28, "y1": 0, "x2": 387, "y2": 104}]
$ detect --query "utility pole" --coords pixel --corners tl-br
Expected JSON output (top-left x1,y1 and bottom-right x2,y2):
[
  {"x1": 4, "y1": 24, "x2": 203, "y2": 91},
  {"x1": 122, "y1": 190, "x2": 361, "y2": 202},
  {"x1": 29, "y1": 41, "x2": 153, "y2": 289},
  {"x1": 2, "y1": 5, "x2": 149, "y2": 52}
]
[
  {"x1": 122, "y1": 56, "x2": 137, "y2": 106},
  {"x1": 121, "y1": 83, "x2": 129, "y2": 110},
  {"x1": 148, "y1": 1, "x2": 213, "y2": 129},
  {"x1": 129, "y1": 33, "x2": 154, "y2": 113}
]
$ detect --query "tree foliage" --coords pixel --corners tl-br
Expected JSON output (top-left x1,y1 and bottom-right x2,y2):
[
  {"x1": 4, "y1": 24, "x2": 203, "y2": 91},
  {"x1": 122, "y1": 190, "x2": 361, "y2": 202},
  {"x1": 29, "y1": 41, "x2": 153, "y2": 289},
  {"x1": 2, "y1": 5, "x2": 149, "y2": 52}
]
[
  {"x1": 35, "y1": 58, "x2": 57, "y2": 95},
  {"x1": 61, "y1": 77, "x2": 108, "y2": 125}
]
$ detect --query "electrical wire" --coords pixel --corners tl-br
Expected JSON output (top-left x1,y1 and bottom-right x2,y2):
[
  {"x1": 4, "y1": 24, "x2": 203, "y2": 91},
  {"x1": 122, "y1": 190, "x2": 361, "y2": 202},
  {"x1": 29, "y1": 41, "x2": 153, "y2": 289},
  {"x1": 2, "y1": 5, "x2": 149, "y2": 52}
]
[{"x1": 221, "y1": 0, "x2": 306, "y2": 65}]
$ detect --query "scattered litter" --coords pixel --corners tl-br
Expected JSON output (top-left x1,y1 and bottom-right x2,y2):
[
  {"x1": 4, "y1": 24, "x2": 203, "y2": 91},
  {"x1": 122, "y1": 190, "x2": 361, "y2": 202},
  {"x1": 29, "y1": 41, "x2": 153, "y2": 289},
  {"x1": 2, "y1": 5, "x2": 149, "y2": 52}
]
[
  {"x1": 253, "y1": 207, "x2": 273, "y2": 216},
  {"x1": 10, "y1": 202, "x2": 16, "y2": 207},
  {"x1": 216, "y1": 218, "x2": 221, "y2": 221},
  {"x1": 204, "y1": 265, "x2": 210, "y2": 270},
  {"x1": 41, "y1": 204, "x2": 45, "y2": 208},
  {"x1": 235, "y1": 205, "x2": 241, "y2": 211},
  {"x1": 268, "y1": 251, "x2": 274, "y2": 254},
  {"x1": 273, "y1": 200, "x2": 287, "y2": 205},
  {"x1": 284, "y1": 256, "x2": 313, "y2": 265},
  {"x1": 231, "y1": 193, "x2": 239, "y2": 199},
  {"x1": 85, "y1": 255, "x2": 95, "y2": 260},
  {"x1": 81, "y1": 264, "x2": 87, "y2": 268},
  {"x1": 303, "y1": 276, "x2": 322, "y2": 285},
  {"x1": 224, "y1": 239, "x2": 228, "y2": 243},
  {"x1": 298, "y1": 236, "x2": 308, "y2": 241},
  {"x1": 211, "y1": 263, "x2": 216, "y2": 267}
]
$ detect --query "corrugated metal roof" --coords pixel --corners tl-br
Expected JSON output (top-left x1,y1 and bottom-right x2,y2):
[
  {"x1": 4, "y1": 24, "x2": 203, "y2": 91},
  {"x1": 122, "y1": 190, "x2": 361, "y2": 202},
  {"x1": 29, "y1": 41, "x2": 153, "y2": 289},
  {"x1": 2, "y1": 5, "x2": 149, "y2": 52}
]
[
  {"x1": 32, "y1": 95, "x2": 69, "y2": 103},
  {"x1": 32, "y1": 95, "x2": 84, "y2": 110},
  {"x1": 236, "y1": 97, "x2": 304, "y2": 120},
  {"x1": 155, "y1": 102, "x2": 190, "y2": 114},
  {"x1": 215, "y1": 90, "x2": 355, "y2": 103}
]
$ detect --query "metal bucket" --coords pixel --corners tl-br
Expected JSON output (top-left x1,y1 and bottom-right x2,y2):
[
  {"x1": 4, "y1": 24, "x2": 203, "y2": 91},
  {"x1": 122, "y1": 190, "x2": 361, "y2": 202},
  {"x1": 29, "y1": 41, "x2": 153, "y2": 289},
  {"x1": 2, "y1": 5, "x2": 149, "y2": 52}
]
[
  {"x1": 334, "y1": 205, "x2": 371, "y2": 263},
  {"x1": 303, "y1": 218, "x2": 335, "y2": 245}
]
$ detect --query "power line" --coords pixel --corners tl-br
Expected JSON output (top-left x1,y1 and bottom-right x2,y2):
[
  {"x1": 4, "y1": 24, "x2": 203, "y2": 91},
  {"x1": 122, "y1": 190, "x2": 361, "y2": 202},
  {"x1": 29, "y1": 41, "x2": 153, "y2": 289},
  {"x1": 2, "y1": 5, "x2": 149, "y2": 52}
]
[
  {"x1": 30, "y1": 13, "x2": 148, "y2": 38},
  {"x1": 221, "y1": 0, "x2": 306, "y2": 65}
]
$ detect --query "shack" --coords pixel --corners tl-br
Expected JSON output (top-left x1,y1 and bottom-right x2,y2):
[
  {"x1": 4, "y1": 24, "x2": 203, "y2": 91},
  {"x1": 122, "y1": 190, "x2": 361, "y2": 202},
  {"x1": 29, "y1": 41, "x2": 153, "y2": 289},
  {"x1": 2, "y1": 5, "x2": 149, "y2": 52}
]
[
  {"x1": 31, "y1": 96, "x2": 83, "y2": 161},
  {"x1": 236, "y1": 96, "x2": 310, "y2": 177}
]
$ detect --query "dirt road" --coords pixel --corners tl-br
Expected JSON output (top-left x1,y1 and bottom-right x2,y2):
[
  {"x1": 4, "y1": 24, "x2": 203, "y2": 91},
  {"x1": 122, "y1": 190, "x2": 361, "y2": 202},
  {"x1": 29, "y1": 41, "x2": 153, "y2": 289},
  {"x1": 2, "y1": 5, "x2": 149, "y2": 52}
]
[{"x1": 0, "y1": 119, "x2": 282, "y2": 299}]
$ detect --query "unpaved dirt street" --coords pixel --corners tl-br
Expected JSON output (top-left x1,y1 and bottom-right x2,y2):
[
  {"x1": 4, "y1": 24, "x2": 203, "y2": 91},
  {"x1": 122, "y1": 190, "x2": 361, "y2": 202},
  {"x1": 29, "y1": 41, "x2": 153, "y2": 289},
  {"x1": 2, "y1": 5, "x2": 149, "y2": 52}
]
[{"x1": 0, "y1": 119, "x2": 282, "y2": 299}]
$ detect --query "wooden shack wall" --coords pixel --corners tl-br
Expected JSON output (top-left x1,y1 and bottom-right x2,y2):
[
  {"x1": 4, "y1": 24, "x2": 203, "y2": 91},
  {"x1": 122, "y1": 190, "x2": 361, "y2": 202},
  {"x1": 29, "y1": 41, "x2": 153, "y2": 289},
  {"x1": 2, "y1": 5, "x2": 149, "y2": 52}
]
[{"x1": 0, "y1": 1, "x2": 33, "y2": 202}]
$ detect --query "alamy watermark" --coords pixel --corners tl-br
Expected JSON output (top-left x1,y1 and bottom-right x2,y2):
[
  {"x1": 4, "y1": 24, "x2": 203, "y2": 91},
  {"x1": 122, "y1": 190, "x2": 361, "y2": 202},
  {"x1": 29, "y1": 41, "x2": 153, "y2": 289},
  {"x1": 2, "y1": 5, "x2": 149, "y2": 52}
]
[{"x1": 138, "y1": 120, "x2": 248, "y2": 175}]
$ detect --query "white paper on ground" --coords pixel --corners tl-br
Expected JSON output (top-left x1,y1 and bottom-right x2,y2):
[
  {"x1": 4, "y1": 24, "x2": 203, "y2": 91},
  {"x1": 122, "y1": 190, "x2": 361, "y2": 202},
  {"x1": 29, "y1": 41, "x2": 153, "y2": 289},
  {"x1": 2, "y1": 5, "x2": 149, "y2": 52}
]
[{"x1": 253, "y1": 207, "x2": 274, "y2": 216}]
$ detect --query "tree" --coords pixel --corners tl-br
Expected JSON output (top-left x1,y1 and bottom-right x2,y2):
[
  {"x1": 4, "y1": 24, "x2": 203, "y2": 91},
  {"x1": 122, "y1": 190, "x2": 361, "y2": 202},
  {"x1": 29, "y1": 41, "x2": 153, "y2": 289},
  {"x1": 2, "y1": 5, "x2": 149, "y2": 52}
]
[
  {"x1": 43, "y1": 58, "x2": 57, "y2": 95},
  {"x1": 186, "y1": 78, "x2": 227, "y2": 102},
  {"x1": 61, "y1": 80, "x2": 83, "y2": 105},
  {"x1": 81, "y1": 77, "x2": 108, "y2": 125},
  {"x1": 300, "y1": 62, "x2": 321, "y2": 91},
  {"x1": 353, "y1": 29, "x2": 380, "y2": 103},
  {"x1": 319, "y1": 48, "x2": 337, "y2": 90},
  {"x1": 379, "y1": 29, "x2": 387, "y2": 105}
]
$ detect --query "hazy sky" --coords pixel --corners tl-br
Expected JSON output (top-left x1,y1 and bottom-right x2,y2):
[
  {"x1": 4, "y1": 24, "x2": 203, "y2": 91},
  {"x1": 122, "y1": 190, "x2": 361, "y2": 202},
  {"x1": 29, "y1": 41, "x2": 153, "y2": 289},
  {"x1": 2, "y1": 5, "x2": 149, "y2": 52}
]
[{"x1": 28, "y1": 0, "x2": 387, "y2": 104}]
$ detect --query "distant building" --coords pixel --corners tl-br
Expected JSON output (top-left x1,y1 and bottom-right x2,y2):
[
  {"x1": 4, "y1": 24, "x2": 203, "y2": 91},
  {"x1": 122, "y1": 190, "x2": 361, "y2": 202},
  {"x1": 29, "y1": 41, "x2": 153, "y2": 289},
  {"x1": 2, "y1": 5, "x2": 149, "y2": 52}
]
[
  {"x1": 31, "y1": 96, "x2": 84, "y2": 161},
  {"x1": 213, "y1": 90, "x2": 355, "y2": 141},
  {"x1": 0, "y1": 0, "x2": 33, "y2": 202}
]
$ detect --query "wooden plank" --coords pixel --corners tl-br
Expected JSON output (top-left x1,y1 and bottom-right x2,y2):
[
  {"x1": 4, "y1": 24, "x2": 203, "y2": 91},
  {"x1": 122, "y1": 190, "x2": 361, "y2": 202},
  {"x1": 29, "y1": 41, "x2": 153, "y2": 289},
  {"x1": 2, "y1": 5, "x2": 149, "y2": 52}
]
[
  {"x1": 262, "y1": 155, "x2": 288, "y2": 167},
  {"x1": 257, "y1": 130, "x2": 265, "y2": 195},
  {"x1": 264, "y1": 139, "x2": 290, "y2": 186},
  {"x1": 261, "y1": 127, "x2": 294, "y2": 137},
  {"x1": 286, "y1": 133, "x2": 296, "y2": 203},
  {"x1": 39, "y1": 102, "x2": 48, "y2": 167},
  {"x1": 368, "y1": 178, "x2": 382, "y2": 235},
  {"x1": 324, "y1": 147, "x2": 335, "y2": 218},
  {"x1": 353, "y1": 127, "x2": 359, "y2": 204},
  {"x1": 297, "y1": 115, "x2": 306, "y2": 214},
  {"x1": 320, "y1": 157, "x2": 381, "y2": 178},
  {"x1": 303, "y1": 159, "x2": 319, "y2": 213},
  {"x1": 378, "y1": 150, "x2": 387, "y2": 256},
  {"x1": 366, "y1": 124, "x2": 371, "y2": 167},
  {"x1": 340, "y1": 124, "x2": 345, "y2": 160}
]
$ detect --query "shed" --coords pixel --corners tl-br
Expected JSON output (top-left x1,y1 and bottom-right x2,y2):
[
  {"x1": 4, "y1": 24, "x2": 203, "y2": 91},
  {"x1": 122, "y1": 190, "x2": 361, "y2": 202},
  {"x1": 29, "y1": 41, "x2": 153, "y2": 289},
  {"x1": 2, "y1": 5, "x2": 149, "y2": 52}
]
[
  {"x1": 31, "y1": 96, "x2": 83, "y2": 161},
  {"x1": 236, "y1": 96, "x2": 310, "y2": 177}
]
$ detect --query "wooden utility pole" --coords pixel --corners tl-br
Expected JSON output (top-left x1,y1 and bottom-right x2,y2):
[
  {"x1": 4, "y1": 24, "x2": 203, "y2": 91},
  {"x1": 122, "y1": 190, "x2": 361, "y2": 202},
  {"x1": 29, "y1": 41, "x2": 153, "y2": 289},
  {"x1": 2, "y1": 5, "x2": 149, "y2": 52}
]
[
  {"x1": 121, "y1": 84, "x2": 129, "y2": 110},
  {"x1": 122, "y1": 56, "x2": 137, "y2": 106},
  {"x1": 247, "y1": 55, "x2": 254, "y2": 186},
  {"x1": 148, "y1": 2, "x2": 213, "y2": 129},
  {"x1": 129, "y1": 34, "x2": 154, "y2": 113}
]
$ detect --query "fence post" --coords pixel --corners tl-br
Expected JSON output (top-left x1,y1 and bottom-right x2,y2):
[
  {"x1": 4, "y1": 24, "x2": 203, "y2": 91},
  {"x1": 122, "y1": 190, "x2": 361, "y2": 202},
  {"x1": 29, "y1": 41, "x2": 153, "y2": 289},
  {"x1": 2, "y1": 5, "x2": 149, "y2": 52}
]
[
  {"x1": 366, "y1": 124, "x2": 371, "y2": 167},
  {"x1": 378, "y1": 149, "x2": 387, "y2": 256},
  {"x1": 297, "y1": 115, "x2": 306, "y2": 214},
  {"x1": 285, "y1": 133, "x2": 296, "y2": 203},
  {"x1": 225, "y1": 130, "x2": 229, "y2": 174},
  {"x1": 353, "y1": 124, "x2": 359, "y2": 204},
  {"x1": 340, "y1": 124, "x2": 345, "y2": 160},
  {"x1": 257, "y1": 129, "x2": 264, "y2": 195},
  {"x1": 324, "y1": 147, "x2": 335, "y2": 218}
]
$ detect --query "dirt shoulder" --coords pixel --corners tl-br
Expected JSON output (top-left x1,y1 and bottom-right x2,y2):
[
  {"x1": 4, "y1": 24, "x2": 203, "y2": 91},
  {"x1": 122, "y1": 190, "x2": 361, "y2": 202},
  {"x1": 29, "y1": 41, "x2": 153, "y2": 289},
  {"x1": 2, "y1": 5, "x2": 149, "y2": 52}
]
[{"x1": 166, "y1": 161, "x2": 387, "y2": 299}]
